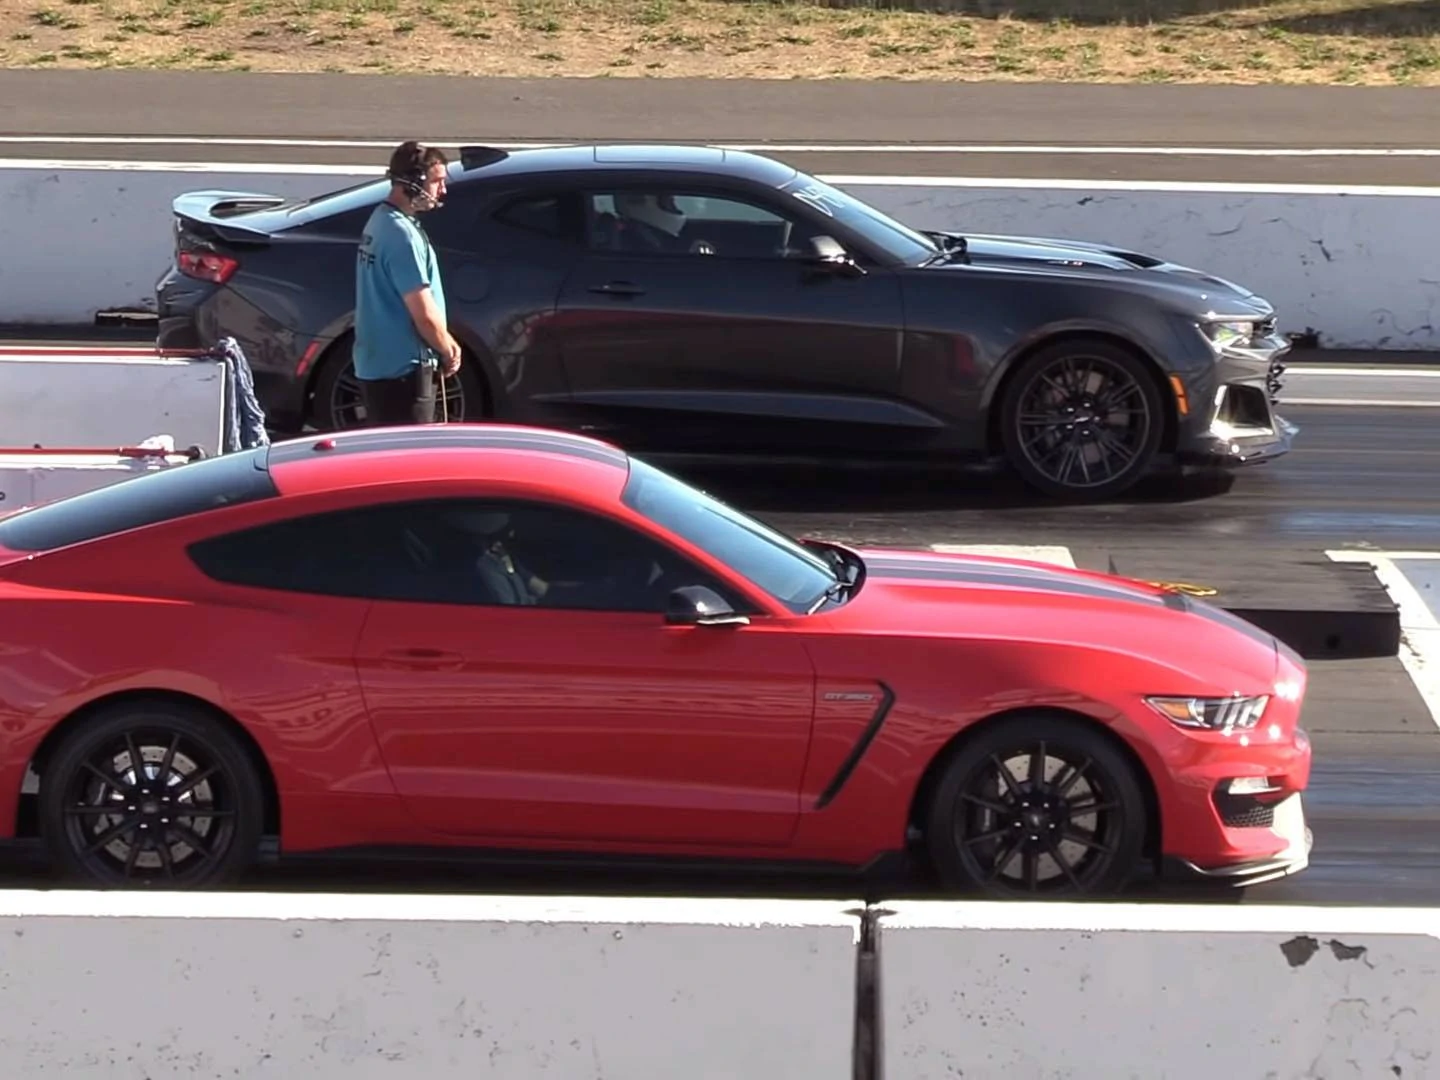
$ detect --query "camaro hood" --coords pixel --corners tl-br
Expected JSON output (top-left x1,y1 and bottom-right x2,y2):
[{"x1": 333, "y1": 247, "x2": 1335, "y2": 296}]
[
  {"x1": 829, "y1": 547, "x2": 1282, "y2": 689},
  {"x1": 923, "y1": 229, "x2": 1272, "y2": 314}
]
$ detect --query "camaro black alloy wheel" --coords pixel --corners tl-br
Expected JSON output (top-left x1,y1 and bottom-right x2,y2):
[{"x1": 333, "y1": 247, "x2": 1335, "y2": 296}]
[
  {"x1": 312, "y1": 335, "x2": 475, "y2": 431},
  {"x1": 925, "y1": 715, "x2": 1147, "y2": 897},
  {"x1": 38, "y1": 700, "x2": 264, "y2": 888},
  {"x1": 999, "y1": 340, "x2": 1164, "y2": 501}
]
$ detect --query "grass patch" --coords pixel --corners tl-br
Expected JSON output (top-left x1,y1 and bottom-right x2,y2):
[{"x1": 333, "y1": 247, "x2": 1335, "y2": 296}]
[{"x1": 0, "y1": 0, "x2": 1438, "y2": 82}]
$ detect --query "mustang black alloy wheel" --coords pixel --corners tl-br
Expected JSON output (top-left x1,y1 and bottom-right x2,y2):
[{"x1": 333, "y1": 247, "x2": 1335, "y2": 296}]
[
  {"x1": 998, "y1": 339, "x2": 1165, "y2": 501},
  {"x1": 925, "y1": 714, "x2": 1148, "y2": 897},
  {"x1": 37, "y1": 699, "x2": 265, "y2": 888}
]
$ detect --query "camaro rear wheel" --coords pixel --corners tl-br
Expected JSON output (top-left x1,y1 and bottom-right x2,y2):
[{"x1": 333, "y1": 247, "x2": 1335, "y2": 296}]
[
  {"x1": 37, "y1": 700, "x2": 265, "y2": 888},
  {"x1": 311, "y1": 334, "x2": 484, "y2": 431},
  {"x1": 924, "y1": 714, "x2": 1148, "y2": 898},
  {"x1": 998, "y1": 339, "x2": 1165, "y2": 501}
]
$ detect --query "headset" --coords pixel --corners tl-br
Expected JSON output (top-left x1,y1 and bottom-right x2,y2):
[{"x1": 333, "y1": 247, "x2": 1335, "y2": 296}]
[{"x1": 386, "y1": 141, "x2": 444, "y2": 212}]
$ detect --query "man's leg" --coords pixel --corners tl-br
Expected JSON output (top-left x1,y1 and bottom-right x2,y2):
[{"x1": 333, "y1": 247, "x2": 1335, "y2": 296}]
[
  {"x1": 359, "y1": 370, "x2": 425, "y2": 427},
  {"x1": 411, "y1": 363, "x2": 439, "y2": 424}
]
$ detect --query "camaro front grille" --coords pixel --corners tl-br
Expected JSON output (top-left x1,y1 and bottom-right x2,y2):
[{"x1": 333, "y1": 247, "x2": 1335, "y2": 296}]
[{"x1": 1266, "y1": 356, "x2": 1286, "y2": 406}]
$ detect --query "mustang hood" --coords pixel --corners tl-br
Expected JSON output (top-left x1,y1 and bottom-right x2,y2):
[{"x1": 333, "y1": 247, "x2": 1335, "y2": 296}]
[
  {"x1": 837, "y1": 548, "x2": 1283, "y2": 688},
  {"x1": 925, "y1": 229, "x2": 1269, "y2": 310}
]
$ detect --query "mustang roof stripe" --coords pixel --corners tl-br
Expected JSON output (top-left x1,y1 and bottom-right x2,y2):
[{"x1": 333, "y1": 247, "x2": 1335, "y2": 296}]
[
  {"x1": 865, "y1": 553, "x2": 1278, "y2": 648},
  {"x1": 863, "y1": 554, "x2": 1172, "y2": 608},
  {"x1": 266, "y1": 427, "x2": 629, "y2": 468}
]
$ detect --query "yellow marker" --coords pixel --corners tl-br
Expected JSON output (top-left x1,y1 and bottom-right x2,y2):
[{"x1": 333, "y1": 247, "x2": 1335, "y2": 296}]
[{"x1": 1145, "y1": 580, "x2": 1219, "y2": 598}]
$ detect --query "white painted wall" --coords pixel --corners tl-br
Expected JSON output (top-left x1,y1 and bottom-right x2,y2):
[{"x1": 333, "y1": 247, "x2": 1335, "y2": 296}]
[
  {"x1": 0, "y1": 891, "x2": 862, "y2": 1079},
  {"x1": 0, "y1": 347, "x2": 225, "y2": 455},
  {"x1": 0, "y1": 449, "x2": 194, "y2": 512},
  {"x1": 2, "y1": 160, "x2": 1438, "y2": 349},
  {"x1": 877, "y1": 901, "x2": 1440, "y2": 1078},
  {"x1": 3, "y1": 892, "x2": 1440, "y2": 1078}
]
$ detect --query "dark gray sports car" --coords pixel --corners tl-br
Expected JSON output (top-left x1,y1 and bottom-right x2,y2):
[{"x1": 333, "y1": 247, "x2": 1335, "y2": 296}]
[{"x1": 155, "y1": 143, "x2": 1294, "y2": 500}]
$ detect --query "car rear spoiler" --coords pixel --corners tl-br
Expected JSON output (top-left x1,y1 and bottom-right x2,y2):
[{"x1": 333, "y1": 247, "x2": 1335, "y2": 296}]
[{"x1": 172, "y1": 190, "x2": 291, "y2": 245}]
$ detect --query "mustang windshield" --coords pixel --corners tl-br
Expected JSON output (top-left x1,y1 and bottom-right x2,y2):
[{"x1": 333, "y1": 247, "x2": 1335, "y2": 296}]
[
  {"x1": 779, "y1": 173, "x2": 940, "y2": 265},
  {"x1": 622, "y1": 458, "x2": 838, "y2": 613}
]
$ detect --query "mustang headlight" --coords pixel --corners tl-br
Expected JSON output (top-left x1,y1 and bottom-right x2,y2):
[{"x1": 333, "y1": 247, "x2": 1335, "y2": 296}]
[
  {"x1": 1146, "y1": 694, "x2": 1269, "y2": 733},
  {"x1": 1201, "y1": 320, "x2": 1255, "y2": 351}
]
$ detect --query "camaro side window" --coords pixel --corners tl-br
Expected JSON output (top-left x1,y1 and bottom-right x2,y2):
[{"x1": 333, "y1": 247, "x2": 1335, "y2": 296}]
[{"x1": 585, "y1": 190, "x2": 816, "y2": 260}]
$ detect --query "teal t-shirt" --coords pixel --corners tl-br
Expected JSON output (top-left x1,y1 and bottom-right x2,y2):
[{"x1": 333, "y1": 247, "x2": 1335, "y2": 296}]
[{"x1": 353, "y1": 202, "x2": 447, "y2": 382}]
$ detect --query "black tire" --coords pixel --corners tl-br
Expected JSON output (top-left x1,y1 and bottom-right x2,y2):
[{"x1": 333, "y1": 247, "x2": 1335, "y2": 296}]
[
  {"x1": 310, "y1": 333, "x2": 487, "y2": 431},
  {"x1": 923, "y1": 713, "x2": 1149, "y2": 898},
  {"x1": 997, "y1": 338, "x2": 1165, "y2": 501},
  {"x1": 37, "y1": 699, "x2": 266, "y2": 889}
]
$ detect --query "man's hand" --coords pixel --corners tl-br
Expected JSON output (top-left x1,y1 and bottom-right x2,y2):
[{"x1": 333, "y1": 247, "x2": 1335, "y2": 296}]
[{"x1": 441, "y1": 334, "x2": 462, "y2": 376}]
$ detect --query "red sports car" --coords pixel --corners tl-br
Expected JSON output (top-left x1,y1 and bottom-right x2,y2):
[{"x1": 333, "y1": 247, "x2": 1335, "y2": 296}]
[{"x1": 0, "y1": 424, "x2": 1312, "y2": 894}]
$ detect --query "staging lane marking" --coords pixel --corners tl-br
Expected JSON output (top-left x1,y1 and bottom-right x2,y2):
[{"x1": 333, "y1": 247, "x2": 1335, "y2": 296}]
[{"x1": 1328, "y1": 549, "x2": 1440, "y2": 730}]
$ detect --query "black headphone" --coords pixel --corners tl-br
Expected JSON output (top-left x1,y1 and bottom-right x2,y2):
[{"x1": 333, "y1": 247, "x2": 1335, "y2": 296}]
[{"x1": 386, "y1": 141, "x2": 439, "y2": 208}]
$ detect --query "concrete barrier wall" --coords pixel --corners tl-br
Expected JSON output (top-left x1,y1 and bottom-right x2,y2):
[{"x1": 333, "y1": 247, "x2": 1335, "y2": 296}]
[
  {"x1": 1, "y1": 891, "x2": 1438, "y2": 1079},
  {"x1": 2, "y1": 159, "x2": 1438, "y2": 350},
  {"x1": 876, "y1": 901, "x2": 1440, "y2": 1078},
  {"x1": 0, "y1": 892, "x2": 863, "y2": 1079},
  {"x1": 0, "y1": 346, "x2": 225, "y2": 455}
]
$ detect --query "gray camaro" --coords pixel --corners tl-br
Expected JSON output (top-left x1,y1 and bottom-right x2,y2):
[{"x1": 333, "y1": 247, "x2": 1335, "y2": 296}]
[{"x1": 155, "y1": 143, "x2": 1294, "y2": 501}]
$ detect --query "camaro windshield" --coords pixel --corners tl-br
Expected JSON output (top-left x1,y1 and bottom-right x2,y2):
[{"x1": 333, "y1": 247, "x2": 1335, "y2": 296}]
[
  {"x1": 621, "y1": 458, "x2": 838, "y2": 613},
  {"x1": 778, "y1": 173, "x2": 940, "y2": 265}
]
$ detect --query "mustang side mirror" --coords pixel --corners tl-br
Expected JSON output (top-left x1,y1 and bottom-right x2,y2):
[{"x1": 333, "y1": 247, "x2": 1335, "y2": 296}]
[
  {"x1": 665, "y1": 585, "x2": 750, "y2": 627},
  {"x1": 804, "y1": 235, "x2": 866, "y2": 278}
]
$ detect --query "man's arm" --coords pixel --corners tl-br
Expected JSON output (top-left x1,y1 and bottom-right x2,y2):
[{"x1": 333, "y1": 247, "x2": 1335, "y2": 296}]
[
  {"x1": 381, "y1": 231, "x2": 462, "y2": 373},
  {"x1": 401, "y1": 285, "x2": 461, "y2": 372}
]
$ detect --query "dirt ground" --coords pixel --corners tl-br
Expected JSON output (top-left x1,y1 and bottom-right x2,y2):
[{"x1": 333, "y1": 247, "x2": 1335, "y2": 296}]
[{"x1": 1, "y1": 0, "x2": 1438, "y2": 84}]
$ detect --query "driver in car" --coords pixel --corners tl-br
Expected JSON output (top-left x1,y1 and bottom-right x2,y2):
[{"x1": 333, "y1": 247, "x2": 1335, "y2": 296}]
[
  {"x1": 451, "y1": 510, "x2": 551, "y2": 606},
  {"x1": 613, "y1": 192, "x2": 691, "y2": 253}
]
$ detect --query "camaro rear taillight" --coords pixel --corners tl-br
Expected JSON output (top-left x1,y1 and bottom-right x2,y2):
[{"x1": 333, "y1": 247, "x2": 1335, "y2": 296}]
[
  {"x1": 1145, "y1": 694, "x2": 1269, "y2": 734},
  {"x1": 178, "y1": 250, "x2": 238, "y2": 284}
]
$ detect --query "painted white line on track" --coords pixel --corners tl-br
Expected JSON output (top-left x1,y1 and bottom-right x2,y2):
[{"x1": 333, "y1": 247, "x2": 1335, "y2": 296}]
[
  {"x1": 7, "y1": 135, "x2": 1440, "y2": 157},
  {"x1": 1327, "y1": 549, "x2": 1440, "y2": 730},
  {"x1": 3, "y1": 157, "x2": 1440, "y2": 196},
  {"x1": 1284, "y1": 366, "x2": 1440, "y2": 377},
  {"x1": 1283, "y1": 399, "x2": 1440, "y2": 407}
]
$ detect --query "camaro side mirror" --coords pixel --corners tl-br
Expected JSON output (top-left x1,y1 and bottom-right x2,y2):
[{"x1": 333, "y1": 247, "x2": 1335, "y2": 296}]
[
  {"x1": 804, "y1": 235, "x2": 866, "y2": 278},
  {"x1": 665, "y1": 585, "x2": 750, "y2": 627}
]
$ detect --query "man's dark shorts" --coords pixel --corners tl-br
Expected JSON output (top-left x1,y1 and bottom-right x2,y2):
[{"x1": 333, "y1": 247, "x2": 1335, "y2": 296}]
[{"x1": 359, "y1": 364, "x2": 438, "y2": 426}]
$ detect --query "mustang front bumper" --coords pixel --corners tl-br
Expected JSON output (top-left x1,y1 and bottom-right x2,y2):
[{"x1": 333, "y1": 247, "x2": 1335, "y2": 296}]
[{"x1": 1161, "y1": 791, "x2": 1314, "y2": 887}]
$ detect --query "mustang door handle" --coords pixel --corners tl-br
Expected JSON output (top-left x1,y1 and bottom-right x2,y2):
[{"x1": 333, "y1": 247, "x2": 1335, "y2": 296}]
[
  {"x1": 588, "y1": 281, "x2": 646, "y2": 296},
  {"x1": 379, "y1": 648, "x2": 465, "y2": 670}
]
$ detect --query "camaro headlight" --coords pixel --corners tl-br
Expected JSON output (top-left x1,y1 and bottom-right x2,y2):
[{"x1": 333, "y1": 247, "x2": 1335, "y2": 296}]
[
  {"x1": 1145, "y1": 694, "x2": 1269, "y2": 733},
  {"x1": 1201, "y1": 320, "x2": 1255, "y2": 350}
]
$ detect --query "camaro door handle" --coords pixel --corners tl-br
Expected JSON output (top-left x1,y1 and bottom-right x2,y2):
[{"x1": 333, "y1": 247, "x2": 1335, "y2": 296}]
[
  {"x1": 589, "y1": 281, "x2": 646, "y2": 296},
  {"x1": 379, "y1": 648, "x2": 465, "y2": 671}
]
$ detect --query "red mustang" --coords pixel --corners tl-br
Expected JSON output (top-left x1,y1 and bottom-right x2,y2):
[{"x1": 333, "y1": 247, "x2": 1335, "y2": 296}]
[{"x1": 0, "y1": 424, "x2": 1311, "y2": 894}]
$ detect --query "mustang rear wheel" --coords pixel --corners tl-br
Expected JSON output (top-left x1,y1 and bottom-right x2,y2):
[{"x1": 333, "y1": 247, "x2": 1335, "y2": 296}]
[
  {"x1": 923, "y1": 714, "x2": 1148, "y2": 898},
  {"x1": 998, "y1": 339, "x2": 1165, "y2": 501},
  {"x1": 37, "y1": 699, "x2": 265, "y2": 888}
]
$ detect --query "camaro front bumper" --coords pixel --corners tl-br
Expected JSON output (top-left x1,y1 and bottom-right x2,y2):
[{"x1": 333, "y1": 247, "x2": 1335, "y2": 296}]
[{"x1": 1175, "y1": 322, "x2": 1299, "y2": 470}]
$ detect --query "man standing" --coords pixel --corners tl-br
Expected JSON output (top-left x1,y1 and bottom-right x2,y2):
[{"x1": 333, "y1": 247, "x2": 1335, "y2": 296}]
[{"x1": 352, "y1": 140, "x2": 462, "y2": 426}]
